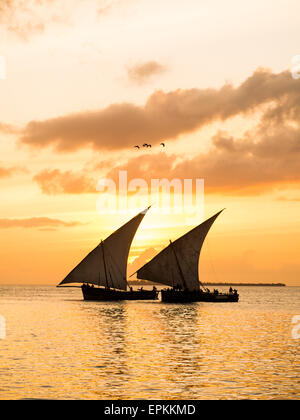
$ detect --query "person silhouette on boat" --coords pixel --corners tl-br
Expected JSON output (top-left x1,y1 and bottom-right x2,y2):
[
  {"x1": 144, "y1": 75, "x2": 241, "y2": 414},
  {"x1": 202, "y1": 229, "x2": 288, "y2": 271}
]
[{"x1": 229, "y1": 287, "x2": 233, "y2": 294}]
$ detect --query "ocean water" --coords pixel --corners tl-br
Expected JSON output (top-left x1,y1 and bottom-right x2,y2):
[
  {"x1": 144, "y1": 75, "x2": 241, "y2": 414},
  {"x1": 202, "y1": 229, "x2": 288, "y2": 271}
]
[{"x1": 0, "y1": 285, "x2": 299, "y2": 400}]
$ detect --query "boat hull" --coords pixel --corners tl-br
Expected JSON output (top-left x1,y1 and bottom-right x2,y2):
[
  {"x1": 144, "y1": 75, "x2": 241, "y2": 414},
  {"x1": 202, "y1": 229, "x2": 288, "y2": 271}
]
[
  {"x1": 122, "y1": 290, "x2": 159, "y2": 300},
  {"x1": 81, "y1": 285, "x2": 158, "y2": 301},
  {"x1": 161, "y1": 289, "x2": 239, "y2": 303}
]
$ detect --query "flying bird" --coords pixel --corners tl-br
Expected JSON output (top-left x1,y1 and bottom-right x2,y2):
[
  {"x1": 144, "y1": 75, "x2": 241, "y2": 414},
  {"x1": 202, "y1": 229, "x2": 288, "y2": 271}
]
[
  {"x1": 160, "y1": 142, "x2": 165, "y2": 147},
  {"x1": 143, "y1": 143, "x2": 148, "y2": 147},
  {"x1": 147, "y1": 144, "x2": 152, "y2": 148},
  {"x1": 134, "y1": 145, "x2": 140, "y2": 149}
]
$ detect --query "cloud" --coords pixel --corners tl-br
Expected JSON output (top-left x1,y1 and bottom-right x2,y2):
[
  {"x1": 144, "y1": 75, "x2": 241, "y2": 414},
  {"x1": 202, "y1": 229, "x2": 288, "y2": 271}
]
[
  {"x1": 0, "y1": 122, "x2": 18, "y2": 134},
  {"x1": 127, "y1": 61, "x2": 167, "y2": 84},
  {"x1": 0, "y1": 167, "x2": 16, "y2": 178},
  {"x1": 33, "y1": 169, "x2": 97, "y2": 194},
  {"x1": 98, "y1": 0, "x2": 135, "y2": 15},
  {"x1": 20, "y1": 67, "x2": 300, "y2": 195},
  {"x1": 0, "y1": 164, "x2": 26, "y2": 179},
  {"x1": 0, "y1": 0, "x2": 86, "y2": 39},
  {"x1": 0, "y1": 0, "x2": 60, "y2": 39},
  {"x1": 0, "y1": 0, "x2": 136, "y2": 40},
  {"x1": 276, "y1": 196, "x2": 300, "y2": 202},
  {"x1": 0, "y1": 217, "x2": 82, "y2": 229},
  {"x1": 32, "y1": 110, "x2": 300, "y2": 196},
  {"x1": 106, "y1": 152, "x2": 175, "y2": 187},
  {"x1": 20, "y1": 68, "x2": 300, "y2": 152},
  {"x1": 104, "y1": 120, "x2": 300, "y2": 195}
]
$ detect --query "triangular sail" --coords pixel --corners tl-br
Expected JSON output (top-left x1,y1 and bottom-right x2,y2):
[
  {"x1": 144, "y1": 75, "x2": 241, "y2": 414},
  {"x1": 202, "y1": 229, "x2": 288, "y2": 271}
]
[
  {"x1": 136, "y1": 210, "x2": 224, "y2": 291},
  {"x1": 58, "y1": 208, "x2": 150, "y2": 290}
]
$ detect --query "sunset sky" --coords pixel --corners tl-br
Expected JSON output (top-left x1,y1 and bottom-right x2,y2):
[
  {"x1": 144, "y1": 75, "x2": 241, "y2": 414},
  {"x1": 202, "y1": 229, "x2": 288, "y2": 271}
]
[{"x1": 1, "y1": 0, "x2": 300, "y2": 285}]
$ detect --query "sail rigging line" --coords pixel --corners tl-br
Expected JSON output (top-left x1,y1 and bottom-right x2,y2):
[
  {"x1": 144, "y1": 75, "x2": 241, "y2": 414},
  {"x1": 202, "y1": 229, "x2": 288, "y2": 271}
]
[
  {"x1": 129, "y1": 269, "x2": 138, "y2": 278},
  {"x1": 136, "y1": 209, "x2": 224, "y2": 290},
  {"x1": 176, "y1": 242, "x2": 207, "y2": 292},
  {"x1": 56, "y1": 207, "x2": 162, "y2": 301},
  {"x1": 169, "y1": 240, "x2": 188, "y2": 290},
  {"x1": 57, "y1": 207, "x2": 150, "y2": 290}
]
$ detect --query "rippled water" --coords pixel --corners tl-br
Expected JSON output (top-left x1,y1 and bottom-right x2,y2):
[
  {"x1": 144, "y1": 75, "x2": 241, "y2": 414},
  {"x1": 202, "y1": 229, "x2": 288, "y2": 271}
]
[{"x1": 0, "y1": 285, "x2": 299, "y2": 399}]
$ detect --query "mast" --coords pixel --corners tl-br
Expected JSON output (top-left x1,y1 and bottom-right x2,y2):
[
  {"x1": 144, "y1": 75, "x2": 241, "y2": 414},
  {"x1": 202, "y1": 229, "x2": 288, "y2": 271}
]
[
  {"x1": 136, "y1": 209, "x2": 224, "y2": 290},
  {"x1": 57, "y1": 207, "x2": 151, "y2": 289}
]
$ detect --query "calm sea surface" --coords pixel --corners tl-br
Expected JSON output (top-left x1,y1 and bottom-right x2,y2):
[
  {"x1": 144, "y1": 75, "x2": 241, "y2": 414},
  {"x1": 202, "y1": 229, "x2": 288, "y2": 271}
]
[{"x1": 0, "y1": 285, "x2": 299, "y2": 400}]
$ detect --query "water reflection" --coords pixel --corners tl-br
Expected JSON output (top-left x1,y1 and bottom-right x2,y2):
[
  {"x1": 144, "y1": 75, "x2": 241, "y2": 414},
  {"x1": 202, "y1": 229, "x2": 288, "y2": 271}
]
[
  {"x1": 0, "y1": 286, "x2": 299, "y2": 399},
  {"x1": 158, "y1": 305, "x2": 206, "y2": 397}
]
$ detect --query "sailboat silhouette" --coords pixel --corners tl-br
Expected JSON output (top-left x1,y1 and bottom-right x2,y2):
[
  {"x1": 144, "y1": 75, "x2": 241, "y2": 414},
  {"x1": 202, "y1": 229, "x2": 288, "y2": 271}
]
[{"x1": 57, "y1": 207, "x2": 158, "y2": 301}]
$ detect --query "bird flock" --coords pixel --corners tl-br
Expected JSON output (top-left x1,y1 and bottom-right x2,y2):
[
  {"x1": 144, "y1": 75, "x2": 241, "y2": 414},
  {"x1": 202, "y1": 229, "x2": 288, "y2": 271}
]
[{"x1": 134, "y1": 142, "x2": 165, "y2": 149}]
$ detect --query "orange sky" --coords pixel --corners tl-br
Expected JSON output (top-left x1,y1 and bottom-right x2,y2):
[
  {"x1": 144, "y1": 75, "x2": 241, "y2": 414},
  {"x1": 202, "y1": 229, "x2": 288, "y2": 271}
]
[{"x1": 1, "y1": 0, "x2": 300, "y2": 285}]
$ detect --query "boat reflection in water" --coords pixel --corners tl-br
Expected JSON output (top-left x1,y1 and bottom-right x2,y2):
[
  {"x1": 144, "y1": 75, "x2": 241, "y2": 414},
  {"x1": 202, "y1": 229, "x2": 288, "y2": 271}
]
[
  {"x1": 135, "y1": 209, "x2": 239, "y2": 303},
  {"x1": 57, "y1": 207, "x2": 158, "y2": 301}
]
